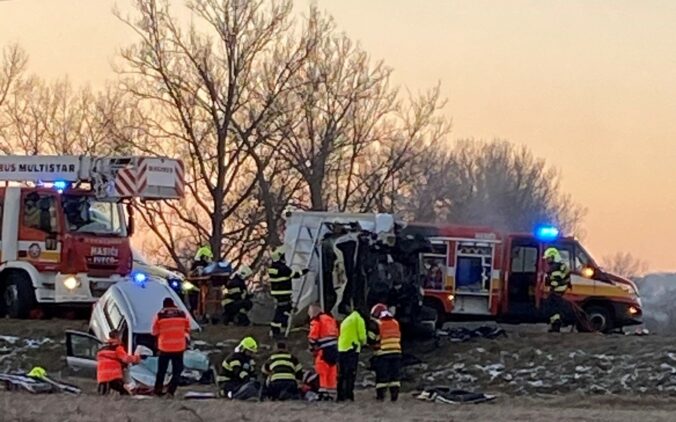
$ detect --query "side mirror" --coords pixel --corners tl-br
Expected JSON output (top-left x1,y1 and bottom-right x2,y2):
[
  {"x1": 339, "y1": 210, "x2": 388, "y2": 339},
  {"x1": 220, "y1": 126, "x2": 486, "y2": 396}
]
[{"x1": 580, "y1": 266, "x2": 595, "y2": 279}]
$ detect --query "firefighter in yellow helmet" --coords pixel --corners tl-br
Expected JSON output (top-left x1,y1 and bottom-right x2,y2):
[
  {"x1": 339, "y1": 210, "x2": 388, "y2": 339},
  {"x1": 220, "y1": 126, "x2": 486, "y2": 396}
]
[
  {"x1": 268, "y1": 245, "x2": 308, "y2": 338},
  {"x1": 218, "y1": 337, "x2": 259, "y2": 399},
  {"x1": 543, "y1": 247, "x2": 572, "y2": 333},
  {"x1": 191, "y1": 245, "x2": 214, "y2": 276},
  {"x1": 222, "y1": 265, "x2": 254, "y2": 326}
]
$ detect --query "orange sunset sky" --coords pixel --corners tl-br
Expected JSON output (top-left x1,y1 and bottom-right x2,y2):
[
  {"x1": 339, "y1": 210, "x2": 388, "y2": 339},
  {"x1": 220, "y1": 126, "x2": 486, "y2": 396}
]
[{"x1": 0, "y1": 0, "x2": 675, "y2": 271}]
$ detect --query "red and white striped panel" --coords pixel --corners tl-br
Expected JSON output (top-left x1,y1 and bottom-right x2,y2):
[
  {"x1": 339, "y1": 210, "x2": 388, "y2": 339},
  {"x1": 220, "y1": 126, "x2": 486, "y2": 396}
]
[
  {"x1": 137, "y1": 158, "x2": 148, "y2": 194},
  {"x1": 175, "y1": 160, "x2": 185, "y2": 197},
  {"x1": 115, "y1": 167, "x2": 137, "y2": 197}
]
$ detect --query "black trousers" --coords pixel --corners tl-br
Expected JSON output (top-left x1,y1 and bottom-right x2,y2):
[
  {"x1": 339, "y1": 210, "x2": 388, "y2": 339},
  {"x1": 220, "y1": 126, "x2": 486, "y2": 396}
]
[
  {"x1": 154, "y1": 352, "x2": 184, "y2": 396},
  {"x1": 223, "y1": 299, "x2": 252, "y2": 325},
  {"x1": 266, "y1": 380, "x2": 300, "y2": 401},
  {"x1": 270, "y1": 300, "x2": 292, "y2": 338},
  {"x1": 373, "y1": 354, "x2": 401, "y2": 401},
  {"x1": 98, "y1": 379, "x2": 129, "y2": 396},
  {"x1": 546, "y1": 293, "x2": 571, "y2": 328},
  {"x1": 337, "y1": 349, "x2": 359, "y2": 401}
]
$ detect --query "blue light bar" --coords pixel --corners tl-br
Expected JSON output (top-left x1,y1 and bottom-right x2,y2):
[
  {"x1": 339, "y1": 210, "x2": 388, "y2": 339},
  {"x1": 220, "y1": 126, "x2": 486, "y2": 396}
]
[
  {"x1": 535, "y1": 225, "x2": 559, "y2": 241},
  {"x1": 53, "y1": 180, "x2": 68, "y2": 193}
]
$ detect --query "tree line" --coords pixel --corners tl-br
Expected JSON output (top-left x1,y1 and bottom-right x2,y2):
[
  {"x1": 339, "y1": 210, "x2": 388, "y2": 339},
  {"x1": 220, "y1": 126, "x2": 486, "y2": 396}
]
[{"x1": 0, "y1": 0, "x2": 586, "y2": 271}]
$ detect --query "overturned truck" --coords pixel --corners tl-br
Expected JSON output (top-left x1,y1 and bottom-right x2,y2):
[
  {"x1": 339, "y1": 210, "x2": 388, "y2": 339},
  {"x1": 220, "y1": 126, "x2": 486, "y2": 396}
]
[{"x1": 283, "y1": 211, "x2": 437, "y2": 338}]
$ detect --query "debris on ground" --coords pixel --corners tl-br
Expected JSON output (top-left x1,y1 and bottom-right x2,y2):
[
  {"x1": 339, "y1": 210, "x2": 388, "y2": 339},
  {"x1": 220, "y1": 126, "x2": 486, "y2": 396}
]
[
  {"x1": 415, "y1": 386, "x2": 497, "y2": 404},
  {"x1": 436, "y1": 326, "x2": 508, "y2": 342}
]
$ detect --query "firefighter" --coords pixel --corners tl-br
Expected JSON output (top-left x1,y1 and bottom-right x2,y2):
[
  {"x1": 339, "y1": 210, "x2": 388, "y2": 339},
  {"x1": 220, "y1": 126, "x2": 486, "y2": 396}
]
[
  {"x1": 261, "y1": 342, "x2": 303, "y2": 401},
  {"x1": 337, "y1": 304, "x2": 367, "y2": 402},
  {"x1": 191, "y1": 245, "x2": 213, "y2": 275},
  {"x1": 218, "y1": 337, "x2": 258, "y2": 399},
  {"x1": 268, "y1": 246, "x2": 308, "y2": 338},
  {"x1": 308, "y1": 303, "x2": 339, "y2": 400},
  {"x1": 96, "y1": 329, "x2": 142, "y2": 396},
  {"x1": 543, "y1": 247, "x2": 572, "y2": 333},
  {"x1": 222, "y1": 265, "x2": 254, "y2": 326},
  {"x1": 368, "y1": 303, "x2": 402, "y2": 402},
  {"x1": 152, "y1": 297, "x2": 191, "y2": 397}
]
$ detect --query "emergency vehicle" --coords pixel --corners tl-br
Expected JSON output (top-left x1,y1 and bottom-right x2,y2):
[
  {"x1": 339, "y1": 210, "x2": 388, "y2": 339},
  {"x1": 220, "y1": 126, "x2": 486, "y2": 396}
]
[
  {"x1": 0, "y1": 155, "x2": 184, "y2": 318},
  {"x1": 408, "y1": 223, "x2": 643, "y2": 332}
]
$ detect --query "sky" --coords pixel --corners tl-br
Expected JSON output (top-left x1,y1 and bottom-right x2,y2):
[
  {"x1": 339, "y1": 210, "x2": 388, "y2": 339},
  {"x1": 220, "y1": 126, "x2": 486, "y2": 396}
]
[{"x1": 0, "y1": 0, "x2": 675, "y2": 271}]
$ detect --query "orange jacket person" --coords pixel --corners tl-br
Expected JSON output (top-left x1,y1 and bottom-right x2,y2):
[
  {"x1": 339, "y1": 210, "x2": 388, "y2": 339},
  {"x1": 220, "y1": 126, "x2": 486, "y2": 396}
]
[
  {"x1": 308, "y1": 303, "x2": 339, "y2": 400},
  {"x1": 367, "y1": 303, "x2": 402, "y2": 402},
  {"x1": 97, "y1": 329, "x2": 141, "y2": 396},
  {"x1": 152, "y1": 297, "x2": 191, "y2": 397}
]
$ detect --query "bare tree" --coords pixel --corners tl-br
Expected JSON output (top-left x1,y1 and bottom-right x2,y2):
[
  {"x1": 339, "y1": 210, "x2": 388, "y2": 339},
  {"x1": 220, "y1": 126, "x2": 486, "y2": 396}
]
[
  {"x1": 116, "y1": 0, "x2": 315, "y2": 264},
  {"x1": 602, "y1": 252, "x2": 648, "y2": 279},
  {"x1": 0, "y1": 43, "x2": 27, "y2": 110},
  {"x1": 397, "y1": 139, "x2": 586, "y2": 236}
]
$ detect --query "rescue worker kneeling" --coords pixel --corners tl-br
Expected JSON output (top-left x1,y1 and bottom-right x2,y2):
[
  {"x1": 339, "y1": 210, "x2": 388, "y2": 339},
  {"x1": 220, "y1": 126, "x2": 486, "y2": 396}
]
[
  {"x1": 97, "y1": 329, "x2": 143, "y2": 396},
  {"x1": 368, "y1": 303, "x2": 402, "y2": 402},
  {"x1": 261, "y1": 342, "x2": 303, "y2": 401},
  {"x1": 308, "y1": 303, "x2": 339, "y2": 400},
  {"x1": 218, "y1": 337, "x2": 259, "y2": 399},
  {"x1": 222, "y1": 265, "x2": 254, "y2": 326}
]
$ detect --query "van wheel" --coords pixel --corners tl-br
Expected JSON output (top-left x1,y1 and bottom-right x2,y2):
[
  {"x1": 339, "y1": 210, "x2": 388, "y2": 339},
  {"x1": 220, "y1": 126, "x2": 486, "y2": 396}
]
[
  {"x1": 579, "y1": 305, "x2": 613, "y2": 333},
  {"x1": 3, "y1": 272, "x2": 36, "y2": 319}
]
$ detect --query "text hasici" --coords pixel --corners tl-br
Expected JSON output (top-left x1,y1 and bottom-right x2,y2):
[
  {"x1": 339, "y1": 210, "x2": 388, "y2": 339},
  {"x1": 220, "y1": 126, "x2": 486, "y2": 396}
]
[{"x1": 0, "y1": 163, "x2": 77, "y2": 173}]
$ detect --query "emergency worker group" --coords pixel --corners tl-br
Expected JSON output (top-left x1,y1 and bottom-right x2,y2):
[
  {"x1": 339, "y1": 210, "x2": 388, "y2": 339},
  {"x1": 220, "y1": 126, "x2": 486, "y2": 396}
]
[{"x1": 95, "y1": 243, "x2": 570, "y2": 400}]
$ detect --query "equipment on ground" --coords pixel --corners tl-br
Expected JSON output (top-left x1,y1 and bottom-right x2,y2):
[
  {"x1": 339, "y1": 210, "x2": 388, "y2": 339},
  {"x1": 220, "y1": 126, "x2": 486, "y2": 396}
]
[{"x1": 0, "y1": 154, "x2": 184, "y2": 319}]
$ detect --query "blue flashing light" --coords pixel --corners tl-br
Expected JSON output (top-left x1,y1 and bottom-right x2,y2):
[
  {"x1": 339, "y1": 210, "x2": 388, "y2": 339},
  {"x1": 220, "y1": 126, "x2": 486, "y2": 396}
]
[
  {"x1": 170, "y1": 280, "x2": 180, "y2": 289},
  {"x1": 132, "y1": 272, "x2": 148, "y2": 286},
  {"x1": 53, "y1": 180, "x2": 68, "y2": 193},
  {"x1": 535, "y1": 225, "x2": 560, "y2": 241}
]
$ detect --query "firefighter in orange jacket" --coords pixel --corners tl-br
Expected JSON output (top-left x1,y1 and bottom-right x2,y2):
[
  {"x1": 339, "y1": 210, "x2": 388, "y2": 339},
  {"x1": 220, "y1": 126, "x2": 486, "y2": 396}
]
[
  {"x1": 152, "y1": 297, "x2": 191, "y2": 397},
  {"x1": 368, "y1": 303, "x2": 402, "y2": 402},
  {"x1": 307, "y1": 303, "x2": 339, "y2": 400},
  {"x1": 96, "y1": 329, "x2": 142, "y2": 396}
]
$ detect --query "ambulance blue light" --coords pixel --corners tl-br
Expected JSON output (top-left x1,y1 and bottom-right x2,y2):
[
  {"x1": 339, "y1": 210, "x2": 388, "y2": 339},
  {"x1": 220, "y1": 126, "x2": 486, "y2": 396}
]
[
  {"x1": 132, "y1": 272, "x2": 147, "y2": 286},
  {"x1": 535, "y1": 225, "x2": 559, "y2": 241}
]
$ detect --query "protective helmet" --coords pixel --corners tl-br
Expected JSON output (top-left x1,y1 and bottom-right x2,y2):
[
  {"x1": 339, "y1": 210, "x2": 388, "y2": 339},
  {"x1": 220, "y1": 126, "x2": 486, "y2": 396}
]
[
  {"x1": 27, "y1": 367, "x2": 47, "y2": 379},
  {"x1": 239, "y1": 336, "x2": 258, "y2": 353},
  {"x1": 271, "y1": 245, "x2": 286, "y2": 262},
  {"x1": 543, "y1": 247, "x2": 561, "y2": 262},
  {"x1": 236, "y1": 265, "x2": 253, "y2": 279},
  {"x1": 370, "y1": 303, "x2": 388, "y2": 318},
  {"x1": 195, "y1": 245, "x2": 214, "y2": 261}
]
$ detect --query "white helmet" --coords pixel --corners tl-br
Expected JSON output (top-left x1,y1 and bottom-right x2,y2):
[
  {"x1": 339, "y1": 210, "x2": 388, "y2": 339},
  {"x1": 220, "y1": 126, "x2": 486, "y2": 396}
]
[{"x1": 236, "y1": 265, "x2": 253, "y2": 279}]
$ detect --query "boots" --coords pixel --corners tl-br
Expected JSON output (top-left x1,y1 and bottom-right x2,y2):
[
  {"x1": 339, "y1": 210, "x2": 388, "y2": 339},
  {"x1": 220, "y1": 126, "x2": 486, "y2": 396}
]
[
  {"x1": 548, "y1": 320, "x2": 562, "y2": 333},
  {"x1": 376, "y1": 387, "x2": 386, "y2": 401},
  {"x1": 390, "y1": 386, "x2": 399, "y2": 402}
]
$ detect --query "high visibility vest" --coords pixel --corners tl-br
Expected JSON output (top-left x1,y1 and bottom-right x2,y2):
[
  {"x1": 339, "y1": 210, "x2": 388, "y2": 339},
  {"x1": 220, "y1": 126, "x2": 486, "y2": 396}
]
[
  {"x1": 262, "y1": 352, "x2": 303, "y2": 383},
  {"x1": 547, "y1": 262, "x2": 571, "y2": 294},
  {"x1": 152, "y1": 307, "x2": 190, "y2": 353},
  {"x1": 338, "y1": 311, "x2": 367, "y2": 352},
  {"x1": 371, "y1": 317, "x2": 401, "y2": 356},
  {"x1": 308, "y1": 313, "x2": 339, "y2": 351},
  {"x1": 96, "y1": 342, "x2": 139, "y2": 383}
]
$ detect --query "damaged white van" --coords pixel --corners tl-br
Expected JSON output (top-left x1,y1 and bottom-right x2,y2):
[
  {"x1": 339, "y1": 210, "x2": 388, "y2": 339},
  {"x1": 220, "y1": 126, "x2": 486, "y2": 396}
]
[{"x1": 65, "y1": 278, "x2": 213, "y2": 392}]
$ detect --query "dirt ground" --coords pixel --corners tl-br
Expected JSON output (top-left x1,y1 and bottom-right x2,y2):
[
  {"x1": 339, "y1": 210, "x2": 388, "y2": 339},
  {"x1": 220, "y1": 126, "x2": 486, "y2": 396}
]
[{"x1": 2, "y1": 319, "x2": 676, "y2": 421}]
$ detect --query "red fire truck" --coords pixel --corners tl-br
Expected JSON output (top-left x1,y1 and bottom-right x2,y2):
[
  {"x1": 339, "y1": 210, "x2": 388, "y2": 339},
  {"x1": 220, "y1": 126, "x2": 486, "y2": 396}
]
[
  {"x1": 0, "y1": 155, "x2": 184, "y2": 318},
  {"x1": 406, "y1": 223, "x2": 643, "y2": 332}
]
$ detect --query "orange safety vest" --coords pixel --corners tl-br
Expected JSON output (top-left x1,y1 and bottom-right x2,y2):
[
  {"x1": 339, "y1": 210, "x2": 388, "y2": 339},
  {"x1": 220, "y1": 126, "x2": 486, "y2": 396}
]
[
  {"x1": 96, "y1": 341, "x2": 139, "y2": 383},
  {"x1": 308, "y1": 313, "x2": 339, "y2": 351},
  {"x1": 152, "y1": 307, "x2": 190, "y2": 353},
  {"x1": 375, "y1": 317, "x2": 401, "y2": 356}
]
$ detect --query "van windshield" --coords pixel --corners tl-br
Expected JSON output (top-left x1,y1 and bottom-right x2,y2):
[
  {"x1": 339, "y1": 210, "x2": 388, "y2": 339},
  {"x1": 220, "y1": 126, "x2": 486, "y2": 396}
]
[{"x1": 62, "y1": 195, "x2": 126, "y2": 236}]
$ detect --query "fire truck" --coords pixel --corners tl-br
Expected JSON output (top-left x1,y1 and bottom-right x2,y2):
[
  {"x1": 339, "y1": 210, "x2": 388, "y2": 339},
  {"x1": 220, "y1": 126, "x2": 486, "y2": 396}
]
[
  {"x1": 407, "y1": 223, "x2": 643, "y2": 332},
  {"x1": 0, "y1": 155, "x2": 184, "y2": 318}
]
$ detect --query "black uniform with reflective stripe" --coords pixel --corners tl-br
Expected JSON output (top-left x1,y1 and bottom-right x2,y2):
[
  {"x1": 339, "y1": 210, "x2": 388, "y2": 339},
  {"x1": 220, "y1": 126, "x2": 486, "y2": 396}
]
[
  {"x1": 268, "y1": 261, "x2": 299, "y2": 302},
  {"x1": 219, "y1": 351, "x2": 255, "y2": 385},
  {"x1": 547, "y1": 261, "x2": 571, "y2": 294},
  {"x1": 223, "y1": 275, "x2": 248, "y2": 305},
  {"x1": 262, "y1": 352, "x2": 303, "y2": 383}
]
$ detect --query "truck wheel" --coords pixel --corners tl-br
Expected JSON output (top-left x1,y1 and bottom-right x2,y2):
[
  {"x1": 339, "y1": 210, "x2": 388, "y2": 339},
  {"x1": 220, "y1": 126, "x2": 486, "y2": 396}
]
[
  {"x1": 579, "y1": 305, "x2": 613, "y2": 333},
  {"x1": 3, "y1": 271, "x2": 36, "y2": 319}
]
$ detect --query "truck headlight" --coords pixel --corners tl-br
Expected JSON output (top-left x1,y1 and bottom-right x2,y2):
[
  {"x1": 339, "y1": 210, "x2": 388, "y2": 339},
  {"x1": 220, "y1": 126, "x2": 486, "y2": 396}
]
[{"x1": 63, "y1": 276, "x2": 80, "y2": 290}]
